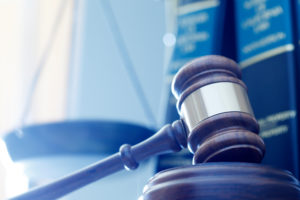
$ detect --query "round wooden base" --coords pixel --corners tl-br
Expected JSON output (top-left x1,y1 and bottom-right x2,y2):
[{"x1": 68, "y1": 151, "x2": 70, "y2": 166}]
[{"x1": 141, "y1": 162, "x2": 300, "y2": 200}]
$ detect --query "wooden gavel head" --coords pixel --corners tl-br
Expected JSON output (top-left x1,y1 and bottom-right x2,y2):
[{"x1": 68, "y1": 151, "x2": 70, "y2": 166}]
[
  {"x1": 171, "y1": 55, "x2": 265, "y2": 164},
  {"x1": 140, "y1": 55, "x2": 300, "y2": 200}
]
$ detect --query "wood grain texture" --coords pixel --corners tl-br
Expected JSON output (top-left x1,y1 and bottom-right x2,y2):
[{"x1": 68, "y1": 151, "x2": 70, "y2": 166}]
[
  {"x1": 142, "y1": 163, "x2": 300, "y2": 200},
  {"x1": 172, "y1": 55, "x2": 241, "y2": 99},
  {"x1": 172, "y1": 55, "x2": 245, "y2": 111},
  {"x1": 189, "y1": 112, "x2": 265, "y2": 164},
  {"x1": 171, "y1": 55, "x2": 265, "y2": 164}
]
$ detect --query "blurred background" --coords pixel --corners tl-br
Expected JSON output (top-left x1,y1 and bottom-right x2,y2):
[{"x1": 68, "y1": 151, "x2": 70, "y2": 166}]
[
  {"x1": 0, "y1": 0, "x2": 167, "y2": 134},
  {"x1": 0, "y1": 0, "x2": 169, "y2": 199},
  {"x1": 2, "y1": 0, "x2": 298, "y2": 199}
]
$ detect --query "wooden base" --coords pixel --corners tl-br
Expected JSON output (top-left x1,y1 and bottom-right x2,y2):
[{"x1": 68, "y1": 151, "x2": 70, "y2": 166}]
[{"x1": 141, "y1": 162, "x2": 300, "y2": 200}]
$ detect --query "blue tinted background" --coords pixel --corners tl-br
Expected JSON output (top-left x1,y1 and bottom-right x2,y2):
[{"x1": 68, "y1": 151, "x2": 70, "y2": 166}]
[{"x1": 68, "y1": 0, "x2": 166, "y2": 129}]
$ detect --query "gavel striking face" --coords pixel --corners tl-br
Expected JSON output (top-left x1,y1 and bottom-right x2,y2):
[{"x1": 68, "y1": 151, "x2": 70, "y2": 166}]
[{"x1": 172, "y1": 55, "x2": 265, "y2": 164}]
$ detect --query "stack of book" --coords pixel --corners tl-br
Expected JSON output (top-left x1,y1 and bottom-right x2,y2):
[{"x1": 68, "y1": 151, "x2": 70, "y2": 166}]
[{"x1": 160, "y1": 0, "x2": 300, "y2": 178}]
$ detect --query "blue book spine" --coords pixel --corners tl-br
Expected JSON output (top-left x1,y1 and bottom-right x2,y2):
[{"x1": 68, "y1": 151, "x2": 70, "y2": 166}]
[
  {"x1": 235, "y1": 0, "x2": 299, "y2": 177},
  {"x1": 292, "y1": 0, "x2": 300, "y2": 177},
  {"x1": 295, "y1": 0, "x2": 300, "y2": 47},
  {"x1": 157, "y1": 0, "x2": 228, "y2": 172}
]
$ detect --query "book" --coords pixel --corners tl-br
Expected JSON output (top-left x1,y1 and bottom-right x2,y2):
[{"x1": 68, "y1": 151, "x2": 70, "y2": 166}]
[
  {"x1": 157, "y1": 0, "x2": 231, "y2": 172},
  {"x1": 292, "y1": 0, "x2": 300, "y2": 178},
  {"x1": 235, "y1": 0, "x2": 299, "y2": 177}
]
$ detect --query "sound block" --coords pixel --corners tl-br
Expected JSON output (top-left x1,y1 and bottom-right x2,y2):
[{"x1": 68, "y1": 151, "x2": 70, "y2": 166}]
[{"x1": 141, "y1": 162, "x2": 300, "y2": 200}]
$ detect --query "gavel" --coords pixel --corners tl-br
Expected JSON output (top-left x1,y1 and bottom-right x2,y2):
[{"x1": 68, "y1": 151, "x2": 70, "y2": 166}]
[{"x1": 11, "y1": 55, "x2": 300, "y2": 200}]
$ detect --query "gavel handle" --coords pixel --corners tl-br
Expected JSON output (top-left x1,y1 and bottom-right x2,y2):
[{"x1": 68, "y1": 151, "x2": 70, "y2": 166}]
[{"x1": 10, "y1": 120, "x2": 186, "y2": 200}]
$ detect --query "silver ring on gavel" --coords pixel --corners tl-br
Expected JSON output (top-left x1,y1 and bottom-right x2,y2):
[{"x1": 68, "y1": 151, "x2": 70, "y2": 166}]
[{"x1": 179, "y1": 82, "x2": 254, "y2": 132}]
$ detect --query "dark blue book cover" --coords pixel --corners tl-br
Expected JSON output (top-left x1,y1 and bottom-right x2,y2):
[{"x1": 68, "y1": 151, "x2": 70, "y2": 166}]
[
  {"x1": 157, "y1": 0, "x2": 230, "y2": 172},
  {"x1": 294, "y1": 0, "x2": 300, "y2": 47},
  {"x1": 292, "y1": 0, "x2": 300, "y2": 177},
  {"x1": 235, "y1": 0, "x2": 299, "y2": 177}
]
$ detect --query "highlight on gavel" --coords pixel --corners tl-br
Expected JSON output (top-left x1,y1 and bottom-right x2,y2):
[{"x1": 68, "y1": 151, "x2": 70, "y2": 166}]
[{"x1": 11, "y1": 55, "x2": 300, "y2": 200}]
